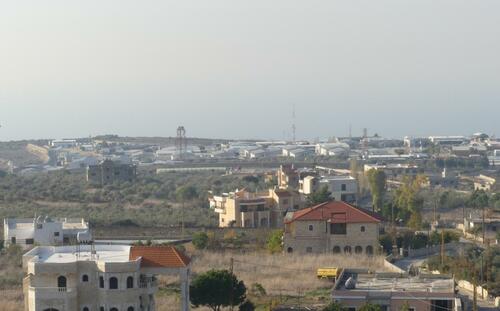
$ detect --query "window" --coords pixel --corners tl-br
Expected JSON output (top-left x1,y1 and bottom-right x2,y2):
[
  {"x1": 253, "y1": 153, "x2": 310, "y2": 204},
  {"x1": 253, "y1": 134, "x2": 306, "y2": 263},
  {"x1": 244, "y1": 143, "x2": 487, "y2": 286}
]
[
  {"x1": 110, "y1": 308, "x2": 118, "y2": 311},
  {"x1": 366, "y1": 245, "x2": 374, "y2": 255},
  {"x1": 99, "y1": 276, "x2": 104, "y2": 288},
  {"x1": 25, "y1": 238, "x2": 34, "y2": 245},
  {"x1": 333, "y1": 246, "x2": 341, "y2": 254},
  {"x1": 100, "y1": 307, "x2": 105, "y2": 311},
  {"x1": 11, "y1": 237, "x2": 16, "y2": 244},
  {"x1": 330, "y1": 223, "x2": 346, "y2": 235},
  {"x1": 54, "y1": 232, "x2": 60, "y2": 237},
  {"x1": 344, "y1": 246, "x2": 352, "y2": 254},
  {"x1": 283, "y1": 199, "x2": 289, "y2": 205},
  {"x1": 109, "y1": 277, "x2": 118, "y2": 289},
  {"x1": 306, "y1": 247, "x2": 313, "y2": 253},
  {"x1": 360, "y1": 226, "x2": 365, "y2": 232},
  {"x1": 355, "y1": 246, "x2": 363, "y2": 254},
  {"x1": 127, "y1": 276, "x2": 134, "y2": 289},
  {"x1": 82, "y1": 274, "x2": 89, "y2": 282},
  {"x1": 37, "y1": 224, "x2": 43, "y2": 229},
  {"x1": 57, "y1": 276, "x2": 67, "y2": 288},
  {"x1": 341, "y1": 184, "x2": 347, "y2": 191},
  {"x1": 83, "y1": 307, "x2": 89, "y2": 311},
  {"x1": 347, "y1": 308, "x2": 356, "y2": 311},
  {"x1": 128, "y1": 307, "x2": 134, "y2": 311},
  {"x1": 308, "y1": 224, "x2": 314, "y2": 231},
  {"x1": 287, "y1": 247, "x2": 293, "y2": 253}
]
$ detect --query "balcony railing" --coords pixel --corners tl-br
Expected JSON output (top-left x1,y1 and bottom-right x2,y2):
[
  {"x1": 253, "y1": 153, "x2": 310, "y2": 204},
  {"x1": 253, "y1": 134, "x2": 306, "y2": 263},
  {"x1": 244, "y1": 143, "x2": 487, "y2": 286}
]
[{"x1": 30, "y1": 286, "x2": 76, "y2": 299}]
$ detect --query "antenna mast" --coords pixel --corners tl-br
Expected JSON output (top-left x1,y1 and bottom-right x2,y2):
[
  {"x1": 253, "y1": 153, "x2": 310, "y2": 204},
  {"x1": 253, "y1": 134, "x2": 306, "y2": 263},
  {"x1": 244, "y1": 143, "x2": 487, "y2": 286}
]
[{"x1": 292, "y1": 104, "x2": 296, "y2": 143}]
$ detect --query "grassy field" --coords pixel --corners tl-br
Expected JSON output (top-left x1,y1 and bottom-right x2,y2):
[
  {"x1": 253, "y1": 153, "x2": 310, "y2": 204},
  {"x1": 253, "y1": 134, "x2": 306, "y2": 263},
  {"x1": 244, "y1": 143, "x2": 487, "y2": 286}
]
[
  {"x1": 155, "y1": 250, "x2": 386, "y2": 310},
  {"x1": 0, "y1": 247, "x2": 385, "y2": 311}
]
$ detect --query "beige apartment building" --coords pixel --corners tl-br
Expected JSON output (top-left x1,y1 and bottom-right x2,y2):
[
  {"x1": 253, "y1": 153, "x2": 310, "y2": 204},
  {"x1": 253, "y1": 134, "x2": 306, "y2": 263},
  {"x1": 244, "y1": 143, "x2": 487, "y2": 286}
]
[
  {"x1": 209, "y1": 188, "x2": 302, "y2": 228},
  {"x1": 283, "y1": 201, "x2": 382, "y2": 255},
  {"x1": 23, "y1": 245, "x2": 191, "y2": 311}
]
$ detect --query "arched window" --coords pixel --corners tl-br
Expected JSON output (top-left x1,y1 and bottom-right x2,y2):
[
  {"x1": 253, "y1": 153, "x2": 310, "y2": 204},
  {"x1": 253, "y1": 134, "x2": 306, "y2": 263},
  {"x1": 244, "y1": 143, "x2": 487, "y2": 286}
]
[
  {"x1": 110, "y1": 308, "x2": 118, "y2": 311},
  {"x1": 57, "y1": 276, "x2": 67, "y2": 288},
  {"x1": 127, "y1": 276, "x2": 134, "y2": 289},
  {"x1": 82, "y1": 274, "x2": 89, "y2": 282},
  {"x1": 99, "y1": 276, "x2": 104, "y2": 288},
  {"x1": 128, "y1": 307, "x2": 135, "y2": 311},
  {"x1": 366, "y1": 245, "x2": 374, "y2": 255},
  {"x1": 43, "y1": 309, "x2": 60, "y2": 311},
  {"x1": 360, "y1": 226, "x2": 366, "y2": 232},
  {"x1": 344, "y1": 246, "x2": 352, "y2": 254},
  {"x1": 109, "y1": 277, "x2": 118, "y2": 289},
  {"x1": 355, "y1": 246, "x2": 363, "y2": 254},
  {"x1": 100, "y1": 307, "x2": 105, "y2": 311},
  {"x1": 333, "y1": 246, "x2": 341, "y2": 254},
  {"x1": 287, "y1": 247, "x2": 293, "y2": 253},
  {"x1": 83, "y1": 307, "x2": 89, "y2": 311},
  {"x1": 308, "y1": 224, "x2": 314, "y2": 231}
]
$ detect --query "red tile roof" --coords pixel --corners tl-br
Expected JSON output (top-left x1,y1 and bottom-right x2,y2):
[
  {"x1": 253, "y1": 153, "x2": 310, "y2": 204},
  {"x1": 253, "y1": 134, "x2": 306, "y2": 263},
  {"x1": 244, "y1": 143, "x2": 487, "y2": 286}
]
[
  {"x1": 285, "y1": 201, "x2": 383, "y2": 224},
  {"x1": 129, "y1": 246, "x2": 191, "y2": 268}
]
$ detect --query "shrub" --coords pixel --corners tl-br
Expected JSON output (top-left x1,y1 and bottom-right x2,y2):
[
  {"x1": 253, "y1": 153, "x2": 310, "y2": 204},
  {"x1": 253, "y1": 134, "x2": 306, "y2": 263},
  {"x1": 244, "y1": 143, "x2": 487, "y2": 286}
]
[{"x1": 192, "y1": 232, "x2": 209, "y2": 250}]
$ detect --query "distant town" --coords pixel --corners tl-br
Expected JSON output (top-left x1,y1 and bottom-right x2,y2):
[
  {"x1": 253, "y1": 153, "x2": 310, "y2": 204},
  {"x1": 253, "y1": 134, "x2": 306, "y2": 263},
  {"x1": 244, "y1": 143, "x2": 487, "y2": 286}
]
[{"x1": 0, "y1": 128, "x2": 499, "y2": 310}]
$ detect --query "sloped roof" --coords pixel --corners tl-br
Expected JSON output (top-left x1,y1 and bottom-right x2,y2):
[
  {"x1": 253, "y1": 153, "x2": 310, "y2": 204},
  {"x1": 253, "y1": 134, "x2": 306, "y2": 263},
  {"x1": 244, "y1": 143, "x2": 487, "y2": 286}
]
[
  {"x1": 286, "y1": 201, "x2": 383, "y2": 224},
  {"x1": 129, "y1": 246, "x2": 191, "y2": 268}
]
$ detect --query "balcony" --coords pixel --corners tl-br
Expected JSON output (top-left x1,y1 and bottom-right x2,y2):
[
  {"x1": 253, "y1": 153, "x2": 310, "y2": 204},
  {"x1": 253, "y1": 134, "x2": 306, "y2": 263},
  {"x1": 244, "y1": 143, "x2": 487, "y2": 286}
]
[{"x1": 30, "y1": 286, "x2": 77, "y2": 299}]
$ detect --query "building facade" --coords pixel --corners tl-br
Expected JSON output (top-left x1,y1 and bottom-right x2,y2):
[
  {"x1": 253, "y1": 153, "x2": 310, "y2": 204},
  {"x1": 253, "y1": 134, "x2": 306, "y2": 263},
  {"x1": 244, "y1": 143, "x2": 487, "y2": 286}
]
[
  {"x1": 23, "y1": 245, "x2": 190, "y2": 311},
  {"x1": 4, "y1": 217, "x2": 90, "y2": 250},
  {"x1": 283, "y1": 201, "x2": 382, "y2": 255},
  {"x1": 87, "y1": 159, "x2": 137, "y2": 186},
  {"x1": 209, "y1": 188, "x2": 302, "y2": 228},
  {"x1": 299, "y1": 175, "x2": 358, "y2": 203}
]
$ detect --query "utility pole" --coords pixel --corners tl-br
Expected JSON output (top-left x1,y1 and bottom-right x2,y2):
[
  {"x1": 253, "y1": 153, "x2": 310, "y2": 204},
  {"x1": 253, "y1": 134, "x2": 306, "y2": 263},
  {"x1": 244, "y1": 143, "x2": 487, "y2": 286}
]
[
  {"x1": 482, "y1": 205, "x2": 485, "y2": 243},
  {"x1": 441, "y1": 229, "x2": 445, "y2": 266},
  {"x1": 229, "y1": 257, "x2": 234, "y2": 311},
  {"x1": 473, "y1": 268, "x2": 478, "y2": 311}
]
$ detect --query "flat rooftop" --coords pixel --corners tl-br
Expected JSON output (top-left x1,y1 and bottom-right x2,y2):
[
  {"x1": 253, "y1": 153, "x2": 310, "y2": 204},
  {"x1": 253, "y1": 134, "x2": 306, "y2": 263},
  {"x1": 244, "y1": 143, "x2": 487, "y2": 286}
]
[
  {"x1": 336, "y1": 273, "x2": 454, "y2": 294},
  {"x1": 27, "y1": 245, "x2": 131, "y2": 264}
]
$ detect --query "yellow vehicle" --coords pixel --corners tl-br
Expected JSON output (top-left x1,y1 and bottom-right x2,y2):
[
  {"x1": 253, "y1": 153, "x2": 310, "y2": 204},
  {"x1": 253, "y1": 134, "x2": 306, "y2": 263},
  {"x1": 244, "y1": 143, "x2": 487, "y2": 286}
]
[{"x1": 317, "y1": 267, "x2": 341, "y2": 281}]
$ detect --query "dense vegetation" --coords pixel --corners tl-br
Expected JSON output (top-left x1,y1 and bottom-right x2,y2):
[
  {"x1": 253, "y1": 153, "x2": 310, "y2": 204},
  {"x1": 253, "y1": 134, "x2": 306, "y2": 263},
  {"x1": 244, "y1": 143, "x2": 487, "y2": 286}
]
[{"x1": 0, "y1": 169, "x2": 270, "y2": 228}]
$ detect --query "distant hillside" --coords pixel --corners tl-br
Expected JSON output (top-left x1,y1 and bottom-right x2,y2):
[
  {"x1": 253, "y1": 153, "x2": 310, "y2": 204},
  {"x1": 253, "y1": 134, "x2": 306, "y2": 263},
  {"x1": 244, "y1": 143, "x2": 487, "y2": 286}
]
[{"x1": 0, "y1": 140, "x2": 48, "y2": 167}]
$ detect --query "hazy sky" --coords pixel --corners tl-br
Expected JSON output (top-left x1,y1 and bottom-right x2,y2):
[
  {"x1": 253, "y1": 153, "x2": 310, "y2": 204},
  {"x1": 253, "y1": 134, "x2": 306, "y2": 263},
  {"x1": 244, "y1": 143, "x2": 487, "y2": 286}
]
[{"x1": 1, "y1": 1, "x2": 499, "y2": 141}]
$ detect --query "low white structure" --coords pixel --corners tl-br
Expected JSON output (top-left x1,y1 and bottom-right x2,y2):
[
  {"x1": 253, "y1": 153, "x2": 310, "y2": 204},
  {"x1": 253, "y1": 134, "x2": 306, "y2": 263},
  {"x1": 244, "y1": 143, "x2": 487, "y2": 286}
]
[
  {"x1": 299, "y1": 175, "x2": 358, "y2": 203},
  {"x1": 315, "y1": 142, "x2": 350, "y2": 156},
  {"x1": 4, "y1": 217, "x2": 90, "y2": 249},
  {"x1": 23, "y1": 245, "x2": 191, "y2": 311},
  {"x1": 50, "y1": 139, "x2": 78, "y2": 148}
]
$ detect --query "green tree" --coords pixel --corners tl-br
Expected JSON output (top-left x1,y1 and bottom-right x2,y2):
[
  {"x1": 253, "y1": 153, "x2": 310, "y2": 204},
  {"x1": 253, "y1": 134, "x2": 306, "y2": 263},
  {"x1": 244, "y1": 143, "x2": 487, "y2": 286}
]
[
  {"x1": 322, "y1": 302, "x2": 346, "y2": 311},
  {"x1": 239, "y1": 300, "x2": 256, "y2": 311},
  {"x1": 266, "y1": 230, "x2": 283, "y2": 254},
  {"x1": 467, "y1": 190, "x2": 489, "y2": 209},
  {"x1": 367, "y1": 169, "x2": 387, "y2": 212},
  {"x1": 359, "y1": 303, "x2": 382, "y2": 311},
  {"x1": 307, "y1": 185, "x2": 332, "y2": 206},
  {"x1": 192, "y1": 232, "x2": 209, "y2": 250},
  {"x1": 190, "y1": 269, "x2": 246, "y2": 311}
]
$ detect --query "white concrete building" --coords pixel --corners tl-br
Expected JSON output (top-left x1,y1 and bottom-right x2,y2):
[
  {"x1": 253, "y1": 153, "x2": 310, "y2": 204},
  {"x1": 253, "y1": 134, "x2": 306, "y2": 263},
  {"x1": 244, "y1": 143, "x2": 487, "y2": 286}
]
[
  {"x1": 4, "y1": 217, "x2": 90, "y2": 249},
  {"x1": 23, "y1": 245, "x2": 191, "y2": 311},
  {"x1": 315, "y1": 142, "x2": 350, "y2": 156},
  {"x1": 299, "y1": 175, "x2": 358, "y2": 203}
]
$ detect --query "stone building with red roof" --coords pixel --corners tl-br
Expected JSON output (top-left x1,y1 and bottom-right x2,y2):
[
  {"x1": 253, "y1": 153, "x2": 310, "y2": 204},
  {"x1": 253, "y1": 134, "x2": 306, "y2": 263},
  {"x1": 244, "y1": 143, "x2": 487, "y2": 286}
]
[{"x1": 283, "y1": 201, "x2": 383, "y2": 255}]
